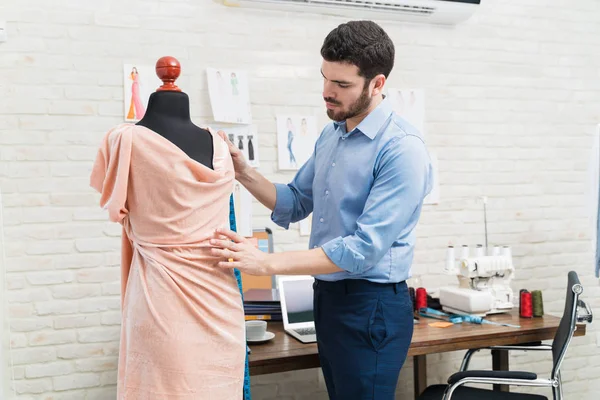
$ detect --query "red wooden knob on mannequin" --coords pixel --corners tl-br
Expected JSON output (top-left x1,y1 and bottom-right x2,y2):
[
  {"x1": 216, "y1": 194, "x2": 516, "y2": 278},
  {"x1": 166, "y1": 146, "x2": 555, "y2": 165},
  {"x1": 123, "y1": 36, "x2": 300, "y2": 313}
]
[{"x1": 155, "y1": 56, "x2": 182, "y2": 92}]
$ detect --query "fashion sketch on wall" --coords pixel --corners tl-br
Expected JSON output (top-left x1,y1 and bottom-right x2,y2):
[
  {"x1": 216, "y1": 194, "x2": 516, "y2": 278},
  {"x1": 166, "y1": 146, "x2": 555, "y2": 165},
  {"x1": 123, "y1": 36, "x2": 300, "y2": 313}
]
[
  {"x1": 210, "y1": 125, "x2": 260, "y2": 168},
  {"x1": 387, "y1": 88, "x2": 425, "y2": 138},
  {"x1": 276, "y1": 116, "x2": 318, "y2": 171},
  {"x1": 123, "y1": 64, "x2": 162, "y2": 122},
  {"x1": 232, "y1": 181, "x2": 253, "y2": 238},
  {"x1": 206, "y1": 68, "x2": 252, "y2": 124}
]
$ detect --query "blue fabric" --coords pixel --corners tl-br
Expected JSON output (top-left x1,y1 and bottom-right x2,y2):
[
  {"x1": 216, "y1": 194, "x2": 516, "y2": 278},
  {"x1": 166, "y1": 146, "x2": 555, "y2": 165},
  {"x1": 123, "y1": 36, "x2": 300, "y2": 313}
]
[
  {"x1": 271, "y1": 97, "x2": 433, "y2": 283},
  {"x1": 313, "y1": 279, "x2": 413, "y2": 399},
  {"x1": 229, "y1": 194, "x2": 251, "y2": 400}
]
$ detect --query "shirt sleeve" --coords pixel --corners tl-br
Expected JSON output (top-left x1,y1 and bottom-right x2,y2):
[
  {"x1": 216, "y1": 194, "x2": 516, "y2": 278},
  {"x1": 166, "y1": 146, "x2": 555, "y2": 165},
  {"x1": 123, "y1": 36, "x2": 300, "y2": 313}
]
[
  {"x1": 321, "y1": 135, "x2": 432, "y2": 274},
  {"x1": 271, "y1": 153, "x2": 315, "y2": 229}
]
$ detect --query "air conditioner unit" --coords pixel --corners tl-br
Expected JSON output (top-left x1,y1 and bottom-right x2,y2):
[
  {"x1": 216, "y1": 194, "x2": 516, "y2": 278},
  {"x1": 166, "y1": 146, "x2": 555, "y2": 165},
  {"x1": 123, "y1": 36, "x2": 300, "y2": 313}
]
[{"x1": 220, "y1": 0, "x2": 481, "y2": 25}]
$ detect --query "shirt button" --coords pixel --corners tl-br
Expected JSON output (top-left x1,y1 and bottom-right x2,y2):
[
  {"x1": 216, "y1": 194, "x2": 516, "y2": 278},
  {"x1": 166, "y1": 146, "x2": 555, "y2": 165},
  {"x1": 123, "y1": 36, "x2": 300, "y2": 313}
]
[
  {"x1": 319, "y1": 218, "x2": 324, "y2": 223},
  {"x1": 331, "y1": 162, "x2": 336, "y2": 167},
  {"x1": 325, "y1": 190, "x2": 329, "y2": 195},
  {"x1": 313, "y1": 245, "x2": 318, "y2": 249}
]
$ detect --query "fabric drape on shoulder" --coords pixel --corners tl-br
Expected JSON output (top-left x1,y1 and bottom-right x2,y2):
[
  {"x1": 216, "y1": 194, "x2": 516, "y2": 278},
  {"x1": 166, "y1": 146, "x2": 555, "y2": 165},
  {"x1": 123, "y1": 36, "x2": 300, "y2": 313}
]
[
  {"x1": 90, "y1": 125, "x2": 133, "y2": 223},
  {"x1": 90, "y1": 125, "x2": 135, "y2": 307}
]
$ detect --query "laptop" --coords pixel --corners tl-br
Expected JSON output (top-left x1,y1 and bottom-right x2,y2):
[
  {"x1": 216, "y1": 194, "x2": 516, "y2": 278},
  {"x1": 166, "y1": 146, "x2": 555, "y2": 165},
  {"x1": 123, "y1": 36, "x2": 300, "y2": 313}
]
[{"x1": 277, "y1": 275, "x2": 317, "y2": 343}]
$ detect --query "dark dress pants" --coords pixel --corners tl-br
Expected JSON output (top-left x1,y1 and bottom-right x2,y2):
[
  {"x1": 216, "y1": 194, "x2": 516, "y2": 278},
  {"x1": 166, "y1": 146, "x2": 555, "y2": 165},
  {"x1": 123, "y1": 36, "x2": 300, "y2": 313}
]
[{"x1": 313, "y1": 279, "x2": 414, "y2": 400}]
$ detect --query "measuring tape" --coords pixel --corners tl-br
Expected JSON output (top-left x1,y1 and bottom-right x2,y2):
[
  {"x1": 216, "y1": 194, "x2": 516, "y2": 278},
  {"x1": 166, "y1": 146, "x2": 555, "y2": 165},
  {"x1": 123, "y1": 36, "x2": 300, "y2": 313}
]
[
  {"x1": 229, "y1": 195, "x2": 252, "y2": 400},
  {"x1": 419, "y1": 307, "x2": 520, "y2": 329}
]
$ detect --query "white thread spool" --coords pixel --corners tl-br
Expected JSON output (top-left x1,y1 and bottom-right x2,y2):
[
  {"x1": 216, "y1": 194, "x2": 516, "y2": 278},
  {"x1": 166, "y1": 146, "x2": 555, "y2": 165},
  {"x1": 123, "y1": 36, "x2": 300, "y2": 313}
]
[
  {"x1": 492, "y1": 245, "x2": 501, "y2": 256},
  {"x1": 502, "y1": 245, "x2": 512, "y2": 260},
  {"x1": 445, "y1": 246, "x2": 456, "y2": 273},
  {"x1": 460, "y1": 245, "x2": 469, "y2": 259},
  {"x1": 475, "y1": 244, "x2": 484, "y2": 258}
]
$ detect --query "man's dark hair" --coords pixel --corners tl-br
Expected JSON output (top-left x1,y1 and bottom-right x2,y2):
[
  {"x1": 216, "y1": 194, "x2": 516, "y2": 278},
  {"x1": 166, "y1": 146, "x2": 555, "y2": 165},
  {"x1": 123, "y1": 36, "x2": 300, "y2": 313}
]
[{"x1": 320, "y1": 20, "x2": 395, "y2": 81}]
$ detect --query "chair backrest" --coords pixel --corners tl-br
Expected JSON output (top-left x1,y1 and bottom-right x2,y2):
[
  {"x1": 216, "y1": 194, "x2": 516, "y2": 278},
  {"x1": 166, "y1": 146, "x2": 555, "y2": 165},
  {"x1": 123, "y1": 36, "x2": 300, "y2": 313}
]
[{"x1": 551, "y1": 271, "x2": 582, "y2": 379}]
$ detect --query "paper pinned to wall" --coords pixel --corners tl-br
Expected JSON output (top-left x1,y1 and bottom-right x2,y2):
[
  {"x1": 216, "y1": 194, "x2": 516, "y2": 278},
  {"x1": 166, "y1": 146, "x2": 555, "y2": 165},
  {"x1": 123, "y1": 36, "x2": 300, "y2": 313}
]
[
  {"x1": 233, "y1": 181, "x2": 253, "y2": 237},
  {"x1": 387, "y1": 88, "x2": 425, "y2": 138},
  {"x1": 209, "y1": 124, "x2": 260, "y2": 168},
  {"x1": 207, "y1": 67, "x2": 252, "y2": 124},
  {"x1": 424, "y1": 152, "x2": 439, "y2": 205},
  {"x1": 276, "y1": 115, "x2": 319, "y2": 171},
  {"x1": 123, "y1": 64, "x2": 162, "y2": 122}
]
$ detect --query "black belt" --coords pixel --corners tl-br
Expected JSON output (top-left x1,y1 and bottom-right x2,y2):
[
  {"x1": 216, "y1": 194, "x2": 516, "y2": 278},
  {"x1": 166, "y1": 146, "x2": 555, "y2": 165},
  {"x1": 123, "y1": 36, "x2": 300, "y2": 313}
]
[{"x1": 314, "y1": 278, "x2": 406, "y2": 294}]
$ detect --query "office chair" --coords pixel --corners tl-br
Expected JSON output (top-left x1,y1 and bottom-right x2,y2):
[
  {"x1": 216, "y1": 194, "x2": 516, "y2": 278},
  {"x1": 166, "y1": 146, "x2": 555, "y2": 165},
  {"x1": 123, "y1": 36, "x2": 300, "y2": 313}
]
[{"x1": 417, "y1": 271, "x2": 593, "y2": 400}]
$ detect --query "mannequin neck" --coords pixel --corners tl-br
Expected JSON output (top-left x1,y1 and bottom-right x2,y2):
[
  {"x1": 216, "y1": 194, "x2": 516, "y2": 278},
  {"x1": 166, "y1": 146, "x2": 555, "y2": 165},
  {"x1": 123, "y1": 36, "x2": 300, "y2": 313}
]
[{"x1": 139, "y1": 91, "x2": 191, "y2": 123}]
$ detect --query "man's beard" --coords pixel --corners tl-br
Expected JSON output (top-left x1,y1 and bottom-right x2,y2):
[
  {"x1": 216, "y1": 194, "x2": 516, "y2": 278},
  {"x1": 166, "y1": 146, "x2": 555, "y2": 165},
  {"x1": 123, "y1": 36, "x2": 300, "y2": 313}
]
[{"x1": 326, "y1": 86, "x2": 371, "y2": 122}]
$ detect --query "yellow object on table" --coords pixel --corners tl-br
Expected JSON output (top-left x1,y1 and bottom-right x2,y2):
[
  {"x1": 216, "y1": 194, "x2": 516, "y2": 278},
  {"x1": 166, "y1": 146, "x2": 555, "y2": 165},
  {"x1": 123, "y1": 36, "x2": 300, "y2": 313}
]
[{"x1": 429, "y1": 321, "x2": 454, "y2": 328}]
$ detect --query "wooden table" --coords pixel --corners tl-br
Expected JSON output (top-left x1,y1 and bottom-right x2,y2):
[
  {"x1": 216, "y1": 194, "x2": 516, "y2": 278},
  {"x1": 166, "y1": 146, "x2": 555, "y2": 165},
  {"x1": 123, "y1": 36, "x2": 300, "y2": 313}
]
[{"x1": 248, "y1": 312, "x2": 586, "y2": 398}]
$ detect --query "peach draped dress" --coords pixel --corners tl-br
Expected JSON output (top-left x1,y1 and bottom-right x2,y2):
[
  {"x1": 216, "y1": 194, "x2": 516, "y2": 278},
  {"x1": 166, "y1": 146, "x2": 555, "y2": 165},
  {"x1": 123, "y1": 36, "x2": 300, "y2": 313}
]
[{"x1": 90, "y1": 123, "x2": 245, "y2": 399}]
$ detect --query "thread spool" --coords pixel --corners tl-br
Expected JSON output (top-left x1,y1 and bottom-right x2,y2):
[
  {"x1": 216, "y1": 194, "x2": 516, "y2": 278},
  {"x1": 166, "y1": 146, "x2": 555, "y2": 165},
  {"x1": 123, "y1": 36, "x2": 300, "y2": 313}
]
[
  {"x1": 415, "y1": 287, "x2": 427, "y2": 311},
  {"x1": 475, "y1": 244, "x2": 484, "y2": 257},
  {"x1": 445, "y1": 246, "x2": 455, "y2": 272},
  {"x1": 531, "y1": 290, "x2": 544, "y2": 317},
  {"x1": 502, "y1": 245, "x2": 512, "y2": 259},
  {"x1": 518, "y1": 289, "x2": 526, "y2": 315},
  {"x1": 520, "y1": 290, "x2": 533, "y2": 318},
  {"x1": 460, "y1": 245, "x2": 469, "y2": 259},
  {"x1": 409, "y1": 287, "x2": 416, "y2": 311},
  {"x1": 492, "y1": 245, "x2": 501, "y2": 256}
]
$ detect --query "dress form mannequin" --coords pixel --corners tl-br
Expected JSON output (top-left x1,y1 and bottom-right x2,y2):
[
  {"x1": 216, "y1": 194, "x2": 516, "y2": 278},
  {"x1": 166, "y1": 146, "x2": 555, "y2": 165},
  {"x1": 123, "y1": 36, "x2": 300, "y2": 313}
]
[
  {"x1": 136, "y1": 56, "x2": 214, "y2": 169},
  {"x1": 91, "y1": 58, "x2": 246, "y2": 398}
]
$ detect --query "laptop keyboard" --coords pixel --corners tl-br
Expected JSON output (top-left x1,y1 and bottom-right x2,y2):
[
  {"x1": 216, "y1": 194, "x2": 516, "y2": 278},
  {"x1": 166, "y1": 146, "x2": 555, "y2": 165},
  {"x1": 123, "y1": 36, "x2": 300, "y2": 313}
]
[{"x1": 293, "y1": 327, "x2": 316, "y2": 336}]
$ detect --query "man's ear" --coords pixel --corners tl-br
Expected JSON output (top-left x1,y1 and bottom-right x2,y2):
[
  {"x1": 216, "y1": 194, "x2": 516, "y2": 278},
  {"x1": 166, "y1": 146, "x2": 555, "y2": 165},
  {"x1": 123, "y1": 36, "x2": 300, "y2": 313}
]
[{"x1": 370, "y1": 74, "x2": 386, "y2": 96}]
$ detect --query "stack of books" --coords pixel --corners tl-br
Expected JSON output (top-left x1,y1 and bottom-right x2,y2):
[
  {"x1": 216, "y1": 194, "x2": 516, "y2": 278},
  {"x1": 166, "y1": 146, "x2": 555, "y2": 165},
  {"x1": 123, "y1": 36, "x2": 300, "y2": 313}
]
[{"x1": 243, "y1": 288, "x2": 282, "y2": 321}]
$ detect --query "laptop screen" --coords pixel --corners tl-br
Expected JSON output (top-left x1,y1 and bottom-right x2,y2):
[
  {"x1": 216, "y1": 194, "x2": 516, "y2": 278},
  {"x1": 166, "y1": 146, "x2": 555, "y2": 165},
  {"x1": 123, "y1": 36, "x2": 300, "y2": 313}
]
[{"x1": 281, "y1": 278, "x2": 314, "y2": 324}]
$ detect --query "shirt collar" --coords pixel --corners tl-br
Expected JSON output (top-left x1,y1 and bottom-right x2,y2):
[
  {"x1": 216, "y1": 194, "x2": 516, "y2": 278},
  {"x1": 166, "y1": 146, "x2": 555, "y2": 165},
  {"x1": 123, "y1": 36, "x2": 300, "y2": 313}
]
[{"x1": 333, "y1": 96, "x2": 393, "y2": 140}]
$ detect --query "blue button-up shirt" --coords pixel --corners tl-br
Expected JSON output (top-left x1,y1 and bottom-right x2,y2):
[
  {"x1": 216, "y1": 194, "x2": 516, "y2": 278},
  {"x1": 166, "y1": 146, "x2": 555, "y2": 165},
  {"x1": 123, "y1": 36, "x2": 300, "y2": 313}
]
[{"x1": 271, "y1": 97, "x2": 433, "y2": 283}]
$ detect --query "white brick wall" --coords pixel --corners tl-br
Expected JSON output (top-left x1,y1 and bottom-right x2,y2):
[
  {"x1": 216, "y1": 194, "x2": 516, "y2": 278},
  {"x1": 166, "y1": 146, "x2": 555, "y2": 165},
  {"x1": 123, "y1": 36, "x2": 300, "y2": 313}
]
[{"x1": 1, "y1": 0, "x2": 600, "y2": 399}]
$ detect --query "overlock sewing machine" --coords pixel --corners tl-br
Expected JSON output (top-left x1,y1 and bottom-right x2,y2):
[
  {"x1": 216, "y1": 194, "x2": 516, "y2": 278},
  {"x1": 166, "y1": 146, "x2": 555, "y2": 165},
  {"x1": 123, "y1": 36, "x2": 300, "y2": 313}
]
[
  {"x1": 439, "y1": 246, "x2": 515, "y2": 316},
  {"x1": 438, "y1": 197, "x2": 516, "y2": 316}
]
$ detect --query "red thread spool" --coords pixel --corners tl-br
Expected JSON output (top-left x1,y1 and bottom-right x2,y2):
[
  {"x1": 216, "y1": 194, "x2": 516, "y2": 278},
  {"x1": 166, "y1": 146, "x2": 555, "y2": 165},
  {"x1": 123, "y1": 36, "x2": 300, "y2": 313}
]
[
  {"x1": 415, "y1": 287, "x2": 427, "y2": 311},
  {"x1": 520, "y1": 290, "x2": 533, "y2": 318}
]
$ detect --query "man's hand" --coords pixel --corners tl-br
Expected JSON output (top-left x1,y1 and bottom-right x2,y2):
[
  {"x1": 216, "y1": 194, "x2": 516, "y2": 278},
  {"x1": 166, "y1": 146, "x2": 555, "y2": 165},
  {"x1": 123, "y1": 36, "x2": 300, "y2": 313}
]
[
  {"x1": 210, "y1": 228, "x2": 273, "y2": 276},
  {"x1": 214, "y1": 129, "x2": 278, "y2": 211},
  {"x1": 217, "y1": 130, "x2": 250, "y2": 180},
  {"x1": 210, "y1": 228, "x2": 344, "y2": 277}
]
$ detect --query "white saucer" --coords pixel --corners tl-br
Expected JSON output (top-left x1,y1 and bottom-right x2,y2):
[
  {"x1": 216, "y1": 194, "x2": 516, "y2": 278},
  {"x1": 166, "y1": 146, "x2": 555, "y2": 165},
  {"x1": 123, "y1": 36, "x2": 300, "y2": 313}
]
[{"x1": 247, "y1": 331, "x2": 275, "y2": 343}]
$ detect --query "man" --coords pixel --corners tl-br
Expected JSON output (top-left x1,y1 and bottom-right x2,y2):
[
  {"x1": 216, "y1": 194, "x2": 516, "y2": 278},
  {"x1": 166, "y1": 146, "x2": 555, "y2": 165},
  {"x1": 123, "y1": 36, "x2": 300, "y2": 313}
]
[{"x1": 211, "y1": 20, "x2": 433, "y2": 400}]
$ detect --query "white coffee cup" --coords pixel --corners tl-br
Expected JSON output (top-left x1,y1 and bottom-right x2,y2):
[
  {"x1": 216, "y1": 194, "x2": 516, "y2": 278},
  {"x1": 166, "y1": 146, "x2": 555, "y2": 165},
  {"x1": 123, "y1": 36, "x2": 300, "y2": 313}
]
[{"x1": 245, "y1": 320, "x2": 267, "y2": 340}]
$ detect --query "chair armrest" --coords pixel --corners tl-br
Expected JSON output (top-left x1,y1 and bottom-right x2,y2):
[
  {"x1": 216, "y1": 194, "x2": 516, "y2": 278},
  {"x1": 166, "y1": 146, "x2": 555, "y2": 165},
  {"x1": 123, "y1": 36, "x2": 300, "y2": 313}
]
[
  {"x1": 448, "y1": 370, "x2": 537, "y2": 385},
  {"x1": 487, "y1": 344, "x2": 552, "y2": 351},
  {"x1": 459, "y1": 342, "x2": 547, "y2": 371},
  {"x1": 445, "y1": 376, "x2": 556, "y2": 400}
]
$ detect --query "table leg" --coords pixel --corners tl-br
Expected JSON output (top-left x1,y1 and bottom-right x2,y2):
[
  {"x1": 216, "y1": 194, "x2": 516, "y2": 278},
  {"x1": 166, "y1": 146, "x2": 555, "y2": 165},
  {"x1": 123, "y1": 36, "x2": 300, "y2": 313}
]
[
  {"x1": 492, "y1": 349, "x2": 509, "y2": 392},
  {"x1": 413, "y1": 355, "x2": 427, "y2": 399}
]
